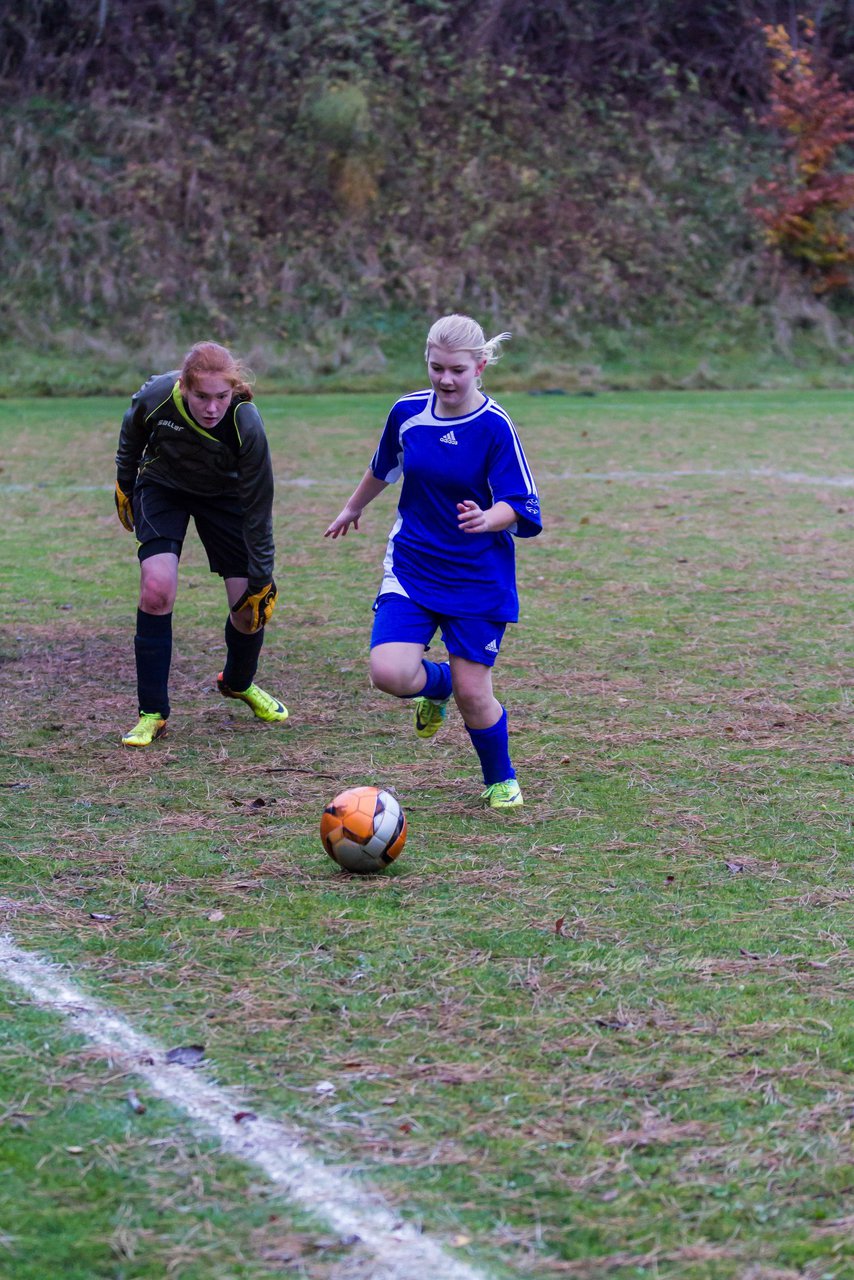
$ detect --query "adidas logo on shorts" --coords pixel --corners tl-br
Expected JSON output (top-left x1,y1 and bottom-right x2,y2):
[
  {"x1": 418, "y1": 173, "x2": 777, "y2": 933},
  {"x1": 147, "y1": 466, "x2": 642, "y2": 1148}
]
[
  {"x1": 439, "y1": 429, "x2": 459, "y2": 445},
  {"x1": 485, "y1": 639, "x2": 499, "y2": 653}
]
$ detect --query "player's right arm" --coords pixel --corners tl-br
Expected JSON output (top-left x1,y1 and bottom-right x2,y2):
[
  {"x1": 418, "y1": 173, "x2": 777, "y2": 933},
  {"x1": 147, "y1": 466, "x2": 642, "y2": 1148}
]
[
  {"x1": 114, "y1": 382, "x2": 157, "y2": 530},
  {"x1": 325, "y1": 470, "x2": 389, "y2": 538}
]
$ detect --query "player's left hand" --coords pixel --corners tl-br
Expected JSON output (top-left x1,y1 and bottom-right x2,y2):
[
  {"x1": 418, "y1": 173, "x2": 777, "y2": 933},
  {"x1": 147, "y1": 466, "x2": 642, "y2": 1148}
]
[
  {"x1": 457, "y1": 500, "x2": 489, "y2": 533},
  {"x1": 231, "y1": 580, "x2": 278, "y2": 632}
]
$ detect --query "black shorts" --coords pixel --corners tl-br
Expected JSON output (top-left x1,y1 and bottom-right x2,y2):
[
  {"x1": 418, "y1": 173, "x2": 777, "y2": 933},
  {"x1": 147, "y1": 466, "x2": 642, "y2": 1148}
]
[{"x1": 134, "y1": 480, "x2": 249, "y2": 578}]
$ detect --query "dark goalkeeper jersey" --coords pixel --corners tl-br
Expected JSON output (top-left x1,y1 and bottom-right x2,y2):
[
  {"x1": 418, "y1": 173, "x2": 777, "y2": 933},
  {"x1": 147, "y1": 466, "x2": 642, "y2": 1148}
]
[
  {"x1": 115, "y1": 371, "x2": 275, "y2": 584},
  {"x1": 370, "y1": 389, "x2": 542, "y2": 621}
]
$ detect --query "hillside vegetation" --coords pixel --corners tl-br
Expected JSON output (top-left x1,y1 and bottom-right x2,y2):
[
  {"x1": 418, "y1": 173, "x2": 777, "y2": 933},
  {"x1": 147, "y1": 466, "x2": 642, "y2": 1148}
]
[{"x1": 2, "y1": 0, "x2": 854, "y2": 391}]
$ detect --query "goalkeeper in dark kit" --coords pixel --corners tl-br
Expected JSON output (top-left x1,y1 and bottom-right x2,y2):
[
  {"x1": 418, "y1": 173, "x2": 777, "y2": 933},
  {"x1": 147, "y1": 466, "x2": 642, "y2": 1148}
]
[{"x1": 114, "y1": 341, "x2": 287, "y2": 746}]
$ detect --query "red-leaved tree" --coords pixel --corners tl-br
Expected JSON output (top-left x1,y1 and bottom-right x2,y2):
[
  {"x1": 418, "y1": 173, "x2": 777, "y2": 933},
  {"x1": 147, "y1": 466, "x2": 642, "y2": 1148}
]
[{"x1": 752, "y1": 18, "x2": 854, "y2": 293}]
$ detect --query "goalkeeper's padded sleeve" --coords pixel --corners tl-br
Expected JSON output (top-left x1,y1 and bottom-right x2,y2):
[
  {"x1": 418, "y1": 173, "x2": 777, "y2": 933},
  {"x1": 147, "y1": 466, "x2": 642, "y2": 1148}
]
[
  {"x1": 231, "y1": 580, "x2": 278, "y2": 632},
  {"x1": 115, "y1": 480, "x2": 135, "y2": 532}
]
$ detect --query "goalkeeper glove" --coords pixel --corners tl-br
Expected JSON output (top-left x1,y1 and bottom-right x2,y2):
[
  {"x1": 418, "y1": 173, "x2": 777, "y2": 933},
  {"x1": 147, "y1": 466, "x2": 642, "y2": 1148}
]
[
  {"x1": 231, "y1": 580, "x2": 278, "y2": 632},
  {"x1": 115, "y1": 481, "x2": 135, "y2": 532}
]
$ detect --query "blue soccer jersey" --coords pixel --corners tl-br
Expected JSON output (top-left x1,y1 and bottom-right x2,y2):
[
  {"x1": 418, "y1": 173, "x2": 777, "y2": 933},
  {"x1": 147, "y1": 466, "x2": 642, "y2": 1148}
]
[{"x1": 370, "y1": 390, "x2": 541, "y2": 621}]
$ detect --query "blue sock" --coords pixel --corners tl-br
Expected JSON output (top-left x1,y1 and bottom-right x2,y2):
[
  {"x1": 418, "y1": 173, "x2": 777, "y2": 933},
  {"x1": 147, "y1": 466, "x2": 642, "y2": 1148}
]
[
  {"x1": 222, "y1": 617, "x2": 265, "y2": 692},
  {"x1": 419, "y1": 659, "x2": 452, "y2": 701},
  {"x1": 135, "y1": 609, "x2": 172, "y2": 717},
  {"x1": 465, "y1": 706, "x2": 515, "y2": 786}
]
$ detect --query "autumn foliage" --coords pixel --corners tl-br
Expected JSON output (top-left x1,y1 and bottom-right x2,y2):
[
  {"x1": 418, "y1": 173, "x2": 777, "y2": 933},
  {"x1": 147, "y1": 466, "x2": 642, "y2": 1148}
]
[{"x1": 752, "y1": 19, "x2": 854, "y2": 291}]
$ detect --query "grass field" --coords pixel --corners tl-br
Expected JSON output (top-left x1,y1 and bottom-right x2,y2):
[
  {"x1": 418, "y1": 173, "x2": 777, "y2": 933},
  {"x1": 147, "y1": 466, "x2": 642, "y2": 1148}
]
[{"x1": 0, "y1": 388, "x2": 852, "y2": 1280}]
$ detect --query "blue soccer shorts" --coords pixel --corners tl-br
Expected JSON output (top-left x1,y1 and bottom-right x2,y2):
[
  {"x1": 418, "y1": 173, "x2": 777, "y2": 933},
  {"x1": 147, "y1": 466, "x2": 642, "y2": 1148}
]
[{"x1": 371, "y1": 593, "x2": 507, "y2": 667}]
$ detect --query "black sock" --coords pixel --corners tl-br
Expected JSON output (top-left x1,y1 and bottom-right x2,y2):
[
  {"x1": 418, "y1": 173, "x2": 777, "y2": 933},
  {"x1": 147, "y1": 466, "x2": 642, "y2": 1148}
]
[
  {"x1": 135, "y1": 610, "x2": 172, "y2": 717},
  {"x1": 222, "y1": 617, "x2": 264, "y2": 692}
]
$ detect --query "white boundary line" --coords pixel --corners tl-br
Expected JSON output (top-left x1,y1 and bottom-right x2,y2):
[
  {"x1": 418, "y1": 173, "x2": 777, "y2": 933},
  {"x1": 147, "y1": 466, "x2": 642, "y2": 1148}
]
[
  {"x1": 1, "y1": 466, "x2": 853, "y2": 492},
  {"x1": 0, "y1": 935, "x2": 494, "y2": 1280}
]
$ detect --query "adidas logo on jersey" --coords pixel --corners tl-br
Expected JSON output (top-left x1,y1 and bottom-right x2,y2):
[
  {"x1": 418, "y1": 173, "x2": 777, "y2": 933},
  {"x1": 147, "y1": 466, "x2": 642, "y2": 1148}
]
[
  {"x1": 439, "y1": 429, "x2": 459, "y2": 445},
  {"x1": 485, "y1": 639, "x2": 499, "y2": 653}
]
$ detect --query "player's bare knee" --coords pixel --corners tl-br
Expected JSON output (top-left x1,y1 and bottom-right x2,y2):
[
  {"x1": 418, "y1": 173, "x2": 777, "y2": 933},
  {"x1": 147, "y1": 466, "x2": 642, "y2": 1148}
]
[
  {"x1": 229, "y1": 612, "x2": 256, "y2": 636},
  {"x1": 454, "y1": 689, "x2": 498, "y2": 726},
  {"x1": 370, "y1": 657, "x2": 418, "y2": 698},
  {"x1": 371, "y1": 670, "x2": 412, "y2": 698},
  {"x1": 139, "y1": 580, "x2": 175, "y2": 614}
]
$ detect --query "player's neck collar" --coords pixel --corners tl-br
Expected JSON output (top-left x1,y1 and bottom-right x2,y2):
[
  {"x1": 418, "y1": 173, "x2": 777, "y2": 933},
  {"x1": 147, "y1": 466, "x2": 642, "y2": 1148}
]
[{"x1": 431, "y1": 391, "x2": 488, "y2": 421}]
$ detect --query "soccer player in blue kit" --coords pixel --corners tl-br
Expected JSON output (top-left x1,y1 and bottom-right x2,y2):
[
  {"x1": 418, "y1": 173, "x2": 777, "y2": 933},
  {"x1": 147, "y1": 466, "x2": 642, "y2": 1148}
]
[{"x1": 325, "y1": 314, "x2": 542, "y2": 808}]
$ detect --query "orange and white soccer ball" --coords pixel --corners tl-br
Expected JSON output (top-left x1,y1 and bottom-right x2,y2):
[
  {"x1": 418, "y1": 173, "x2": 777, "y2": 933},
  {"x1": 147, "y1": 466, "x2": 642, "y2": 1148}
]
[{"x1": 320, "y1": 786, "x2": 407, "y2": 874}]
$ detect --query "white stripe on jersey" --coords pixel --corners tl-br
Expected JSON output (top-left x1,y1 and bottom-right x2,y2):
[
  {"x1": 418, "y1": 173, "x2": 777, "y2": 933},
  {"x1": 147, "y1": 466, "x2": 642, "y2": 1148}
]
[
  {"x1": 488, "y1": 400, "x2": 539, "y2": 497},
  {"x1": 380, "y1": 515, "x2": 410, "y2": 596}
]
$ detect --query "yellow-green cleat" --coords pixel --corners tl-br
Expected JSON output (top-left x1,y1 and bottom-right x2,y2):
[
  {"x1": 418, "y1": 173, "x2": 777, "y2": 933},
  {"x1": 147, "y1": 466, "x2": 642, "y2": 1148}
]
[
  {"x1": 481, "y1": 779, "x2": 523, "y2": 809},
  {"x1": 413, "y1": 696, "x2": 449, "y2": 739},
  {"x1": 122, "y1": 712, "x2": 167, "y2": 748},
  {"x1": 217, "y1": 673, "x2": 288, "y2": 723}
]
